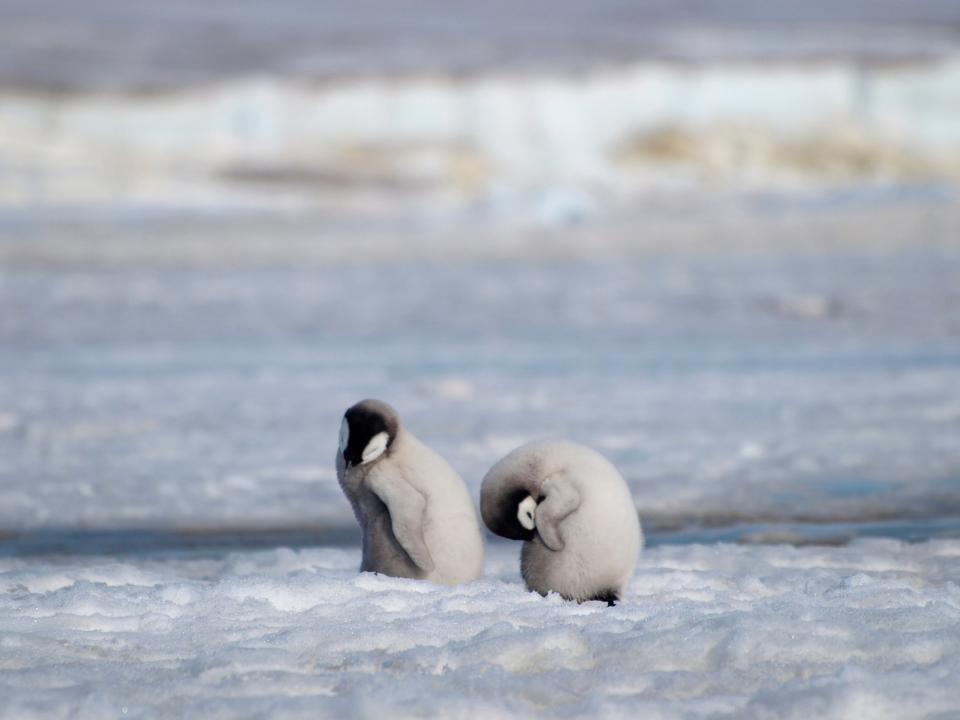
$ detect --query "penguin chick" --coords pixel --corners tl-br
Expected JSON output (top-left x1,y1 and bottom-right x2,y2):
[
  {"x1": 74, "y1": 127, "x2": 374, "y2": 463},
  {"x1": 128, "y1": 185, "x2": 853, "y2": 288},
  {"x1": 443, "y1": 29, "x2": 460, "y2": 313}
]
[
  {"x1": 480, "y1": 440, "x2": 642, "y2": 604},
  {"x1": 336, "y1": 399, "x2": 484, "y2": 585}
]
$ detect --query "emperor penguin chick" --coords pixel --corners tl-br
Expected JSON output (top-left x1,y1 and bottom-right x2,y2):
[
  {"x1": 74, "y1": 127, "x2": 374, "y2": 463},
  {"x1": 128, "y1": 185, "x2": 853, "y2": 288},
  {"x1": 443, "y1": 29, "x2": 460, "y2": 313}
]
[
  {"x1": 336, "y1": 399, "x2": 484, "y2": 585},
  {"x1": 480, "y1": 440, "x2": 642, "y2": 604}
]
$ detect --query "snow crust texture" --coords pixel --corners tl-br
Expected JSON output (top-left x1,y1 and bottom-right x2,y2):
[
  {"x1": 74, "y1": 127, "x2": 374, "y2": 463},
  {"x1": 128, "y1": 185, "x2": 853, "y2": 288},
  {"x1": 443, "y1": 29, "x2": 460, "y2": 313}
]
[{"x1": 1, "y1": 540, "x2": 958, "y2": 719}]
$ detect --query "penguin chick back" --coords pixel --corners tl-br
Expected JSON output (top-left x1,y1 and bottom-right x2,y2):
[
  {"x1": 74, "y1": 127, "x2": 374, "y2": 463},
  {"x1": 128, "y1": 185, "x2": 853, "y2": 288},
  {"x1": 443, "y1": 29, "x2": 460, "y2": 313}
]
[
  {"x1": 336, "y1": 399, "x2": 484, "y2": 585},
  {"x1": 481, "y1": 439, "x2": 643, "y2": 603}
]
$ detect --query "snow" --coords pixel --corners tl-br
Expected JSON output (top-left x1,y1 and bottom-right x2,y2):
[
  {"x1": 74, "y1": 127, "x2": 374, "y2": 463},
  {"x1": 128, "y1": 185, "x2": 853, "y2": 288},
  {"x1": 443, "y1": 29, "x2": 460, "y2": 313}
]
[
  {"x1": 2, "y1": 202, "x2": 959, "y2": 535},
  {"x1": 1, "y1": 540, "x2": 958, "y2": 718}
]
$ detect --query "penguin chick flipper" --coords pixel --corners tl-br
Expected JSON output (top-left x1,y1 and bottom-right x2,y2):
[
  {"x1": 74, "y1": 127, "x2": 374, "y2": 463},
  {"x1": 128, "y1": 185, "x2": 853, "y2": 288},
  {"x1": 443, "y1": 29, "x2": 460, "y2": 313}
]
[
  {"x1": 367, "y1": 471, "x2": 436, "y2": 573},
  {"x1": 534, "y1": 474, "x2": 581, "y2": 552}
]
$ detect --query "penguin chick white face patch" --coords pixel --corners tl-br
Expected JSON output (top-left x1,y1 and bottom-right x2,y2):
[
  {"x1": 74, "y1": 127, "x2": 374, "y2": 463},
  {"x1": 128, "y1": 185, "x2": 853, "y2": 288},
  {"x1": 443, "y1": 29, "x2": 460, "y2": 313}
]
[
  {"x1": 361, "y1": 431, "x2": 390, "y2": 465},
  {"x1": 338, "y1": 418, "x2": 350, "y2": 455},
  {"x1": 518, "y1": 495, "x2": 538, "y2": 530}
]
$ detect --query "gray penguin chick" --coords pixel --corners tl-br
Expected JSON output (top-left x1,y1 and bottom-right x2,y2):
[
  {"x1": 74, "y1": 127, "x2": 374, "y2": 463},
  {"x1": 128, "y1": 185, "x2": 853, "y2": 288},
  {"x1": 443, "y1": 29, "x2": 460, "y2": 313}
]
[
  {"x1": 336, "y1": 399, "x2": 484, "y2": 585},
  {"x1": 480, "y1": 440, "x2": 642, "y2": 604}
]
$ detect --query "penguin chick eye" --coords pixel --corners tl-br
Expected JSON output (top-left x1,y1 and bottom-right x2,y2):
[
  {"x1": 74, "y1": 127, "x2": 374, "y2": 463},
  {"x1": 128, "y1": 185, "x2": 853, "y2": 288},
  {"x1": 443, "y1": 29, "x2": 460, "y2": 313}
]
[
  {"x1": 360, "y1": 431, "x2": 390, "y2": 464},
  {"x1": 338, "y1": 418, "x2": 350, "y2": 455},
  {"x1": 517, "y1": 495, "x2": 537, "y2": 530}
]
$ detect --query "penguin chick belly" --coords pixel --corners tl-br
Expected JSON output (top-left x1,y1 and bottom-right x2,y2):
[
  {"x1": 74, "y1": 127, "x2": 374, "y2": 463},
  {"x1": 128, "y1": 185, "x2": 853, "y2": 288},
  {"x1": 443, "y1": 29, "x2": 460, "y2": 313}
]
[
  {"x1": 417, "y1": 469, "x2": 485, "y2": 584},
  {"x1": 400, "y1": 439, "x2": 485, "y2": 585},
  {"x1": 521, "y1": 496, "x2": 640, "y2": 601},
  {"x1": 421, "y1": 509, "x2": 484, "y2": 585},
  {"x1": 520, "y1": 521, "x2": 627, "y2": 601},
  {"x1": 520, "y1": 539, "x2": 583, "y2": 601}
]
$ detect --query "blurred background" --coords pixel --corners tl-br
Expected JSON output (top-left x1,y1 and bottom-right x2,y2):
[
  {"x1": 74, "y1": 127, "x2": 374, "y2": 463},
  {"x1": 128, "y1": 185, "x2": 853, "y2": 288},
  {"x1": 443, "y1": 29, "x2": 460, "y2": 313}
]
[{"x1": 1, "y1": 0, "x2": 959, "y2": 554}]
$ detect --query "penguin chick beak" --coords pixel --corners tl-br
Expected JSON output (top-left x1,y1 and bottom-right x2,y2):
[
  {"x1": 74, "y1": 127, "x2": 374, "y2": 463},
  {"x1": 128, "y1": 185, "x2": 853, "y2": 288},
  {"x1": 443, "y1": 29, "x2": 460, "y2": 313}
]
[{"x1": 517, "y1": 495, "x2": 538, "y2": 531}]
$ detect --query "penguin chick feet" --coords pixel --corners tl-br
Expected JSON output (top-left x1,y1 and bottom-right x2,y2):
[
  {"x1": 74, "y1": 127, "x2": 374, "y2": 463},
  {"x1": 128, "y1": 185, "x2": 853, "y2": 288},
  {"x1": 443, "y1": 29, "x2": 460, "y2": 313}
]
[{"x1": 588, "y1": 589, "x2": 620, "y2": 607}]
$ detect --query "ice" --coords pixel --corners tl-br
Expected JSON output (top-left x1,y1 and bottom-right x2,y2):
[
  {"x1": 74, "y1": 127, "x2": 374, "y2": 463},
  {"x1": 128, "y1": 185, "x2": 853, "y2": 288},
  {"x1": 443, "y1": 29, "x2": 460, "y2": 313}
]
[
  {"x1": 0, "y1": 540, "x2": 958, "y2": 718},
  {"x1": 2, "y1": 198, "x2": 959, "y2": 536}
]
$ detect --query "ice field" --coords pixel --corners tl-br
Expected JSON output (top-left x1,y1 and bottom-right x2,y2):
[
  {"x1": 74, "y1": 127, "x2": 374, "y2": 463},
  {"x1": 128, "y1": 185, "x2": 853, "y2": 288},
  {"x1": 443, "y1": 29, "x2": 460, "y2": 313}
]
[
  {"x1": 2, "y1": 194, "x2": 960, "y2": 718},
  {"x1": 2, "y1": 195, "x2": 960, "y2": 537}
]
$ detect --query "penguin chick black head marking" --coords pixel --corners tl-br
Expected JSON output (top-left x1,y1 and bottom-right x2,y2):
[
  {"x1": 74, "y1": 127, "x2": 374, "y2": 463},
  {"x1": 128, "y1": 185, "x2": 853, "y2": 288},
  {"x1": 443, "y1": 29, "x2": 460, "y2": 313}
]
[
  {"x1": 482, "y1": 486, "x2": 538, "y2": 541},
  {"x1": 341, "y1": 399, "x2": 400, "y2": 468}
]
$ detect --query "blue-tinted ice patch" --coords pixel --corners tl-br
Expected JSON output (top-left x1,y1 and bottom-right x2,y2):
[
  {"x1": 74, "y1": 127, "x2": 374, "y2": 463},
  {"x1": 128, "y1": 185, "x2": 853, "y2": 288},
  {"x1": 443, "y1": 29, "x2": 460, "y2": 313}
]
[{"x1": 812, "y1": 479, "x2": 900, "y2": 499}]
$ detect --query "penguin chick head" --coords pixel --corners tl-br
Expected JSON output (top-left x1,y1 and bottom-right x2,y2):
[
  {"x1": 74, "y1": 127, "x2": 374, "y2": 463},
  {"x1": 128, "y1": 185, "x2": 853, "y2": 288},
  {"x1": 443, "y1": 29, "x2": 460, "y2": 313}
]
[
  {"x1": 480, "y1": 484, "x2": 539, "y2": 542},
  {"x1": 340, "y1": 399, "x2": 400, "y2": 468}
]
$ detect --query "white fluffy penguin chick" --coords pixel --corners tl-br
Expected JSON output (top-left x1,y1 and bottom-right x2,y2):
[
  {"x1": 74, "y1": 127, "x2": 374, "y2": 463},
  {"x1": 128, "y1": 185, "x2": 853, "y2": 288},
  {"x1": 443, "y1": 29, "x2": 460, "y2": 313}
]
[
  {"x1": 336, "y1": 399, "x2": 484, "y2": 585},
  {"x1": 480, "y1": 440, "x2": 643, "y2": 605}
]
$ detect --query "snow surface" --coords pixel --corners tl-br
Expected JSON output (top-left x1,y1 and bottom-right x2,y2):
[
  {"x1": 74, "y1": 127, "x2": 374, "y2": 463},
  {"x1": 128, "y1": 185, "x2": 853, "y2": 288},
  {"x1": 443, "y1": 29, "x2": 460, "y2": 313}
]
[
  {"x1": 3, "y1": 197, "x2": 959, "y2": 535},
  {"x1": 1, "y1": 540, "x2": 959, "y2": 719}
]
